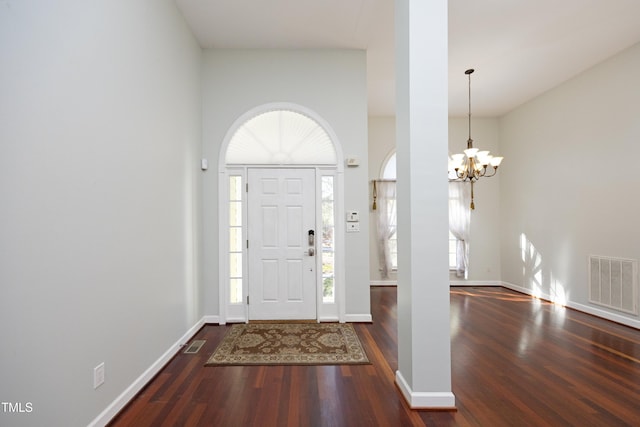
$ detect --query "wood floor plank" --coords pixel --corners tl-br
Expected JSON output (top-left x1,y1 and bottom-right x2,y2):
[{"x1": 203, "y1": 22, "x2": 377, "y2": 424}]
[{"x1": 109, "y1": 286, "x2": 640, "y2": 426}]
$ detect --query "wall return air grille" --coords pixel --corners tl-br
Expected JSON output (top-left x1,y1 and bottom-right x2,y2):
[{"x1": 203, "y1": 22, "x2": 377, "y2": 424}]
[{"x1": 589, "y1": 255, "x2": 638, "y2": 315}]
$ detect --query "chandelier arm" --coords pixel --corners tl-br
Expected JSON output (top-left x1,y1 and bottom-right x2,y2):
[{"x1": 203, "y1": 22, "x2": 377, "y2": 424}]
[{"x1": 483, "y1": 167, "x2": 498, "y2": 178}]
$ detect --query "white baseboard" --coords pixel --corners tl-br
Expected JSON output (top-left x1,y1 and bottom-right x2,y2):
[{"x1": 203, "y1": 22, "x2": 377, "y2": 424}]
[
  {"x1": 202, "y1": 315, "x2": 220, "y2": 324},
  {"x1": 450, "y1": 280, "x2": 501, "y2": 287},
  {"x1": 88, "y1": 318, "x2": 207, "y2": 427},
  {"x1": 564, "y1": 301, "x2": 640, "y2": 329},
  {"x1": 500, "y1": 281, "x2": 531, "y2": 295},
  {"x1": 395, "y1": 370, "x2": 456, "y2": 409},
  {"x1": 500, "y1": 281, "x2": 640, "y2": 330},
  {"x1": 344, "y1": 313, "x2": 373, "y2": 322},
  {"x1": 370, "y1": 280, "x2": 397, "y2": 286}
]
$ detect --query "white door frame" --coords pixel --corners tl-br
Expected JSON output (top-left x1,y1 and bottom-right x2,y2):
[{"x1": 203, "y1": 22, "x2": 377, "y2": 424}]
[{"x1": 217, "y1": 103, "x2": 345, "y2": 324}]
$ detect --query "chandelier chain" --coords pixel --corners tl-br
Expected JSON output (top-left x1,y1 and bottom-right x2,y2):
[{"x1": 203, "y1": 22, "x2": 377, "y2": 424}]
[{"x1": 468, "y1": 70, "x2": 472, "y2": 144}]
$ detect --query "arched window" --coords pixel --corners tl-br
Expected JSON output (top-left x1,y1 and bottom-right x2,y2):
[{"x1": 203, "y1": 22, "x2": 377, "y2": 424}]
[
  {"x1": 226, "y1": 110, "x2": 337, "y2": 165},
  {"x1": 382, "y1": 152, "x2": 396, "y2": 180},
  {"x1": 377, "y1": 152, "x2": 397, "y2": 274},
  {"x1": 378, "y1": 151, "x2": 457, "y2": 272}
]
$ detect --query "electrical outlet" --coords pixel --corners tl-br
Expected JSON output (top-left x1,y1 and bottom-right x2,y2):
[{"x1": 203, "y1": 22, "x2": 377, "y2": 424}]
[{"x1": 94, "y1": 363, "x2": 105, "y2": 389}]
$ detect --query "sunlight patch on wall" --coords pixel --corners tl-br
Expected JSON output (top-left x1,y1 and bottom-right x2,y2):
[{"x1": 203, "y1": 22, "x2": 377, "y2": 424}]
[
  {"x1": 520, "y1": 233, "x2": 542, "y2": 299},
  {"x1": 519, "y1": 233, "x2": 570, "y2": 313},
  {"x1": 549, "y1": 272, "x2": 568, "y2": 307}
]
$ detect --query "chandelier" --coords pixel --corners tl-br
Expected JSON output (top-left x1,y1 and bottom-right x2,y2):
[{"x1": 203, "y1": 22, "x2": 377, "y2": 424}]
[{"x1": 448, "y1": 68, "x2": 503, "y2": 210}]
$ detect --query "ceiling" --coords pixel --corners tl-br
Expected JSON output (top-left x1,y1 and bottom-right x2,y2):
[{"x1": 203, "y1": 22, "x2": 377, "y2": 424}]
[{"x1": 176, "y1": 0, "x2": 640, "y2": 117}]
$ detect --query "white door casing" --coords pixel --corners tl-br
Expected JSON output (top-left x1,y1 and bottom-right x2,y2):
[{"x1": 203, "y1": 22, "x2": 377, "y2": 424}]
[
  {"x1": 218, "y1": 103, "x2": 346, "y2": 324},
  {"x1": 247, "y1": 168, "x2": 316, "y2": 320}
]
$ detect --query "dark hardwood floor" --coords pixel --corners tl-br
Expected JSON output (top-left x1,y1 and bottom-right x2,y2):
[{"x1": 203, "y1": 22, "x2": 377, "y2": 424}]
[{"x1": 109, "y1": 287, "x2": 640, "y2": 426}]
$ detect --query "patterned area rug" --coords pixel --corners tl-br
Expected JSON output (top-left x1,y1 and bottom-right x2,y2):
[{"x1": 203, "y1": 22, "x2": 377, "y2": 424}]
[{"x1": 206, "y1": 323, "x2": 370, "y2": 366}]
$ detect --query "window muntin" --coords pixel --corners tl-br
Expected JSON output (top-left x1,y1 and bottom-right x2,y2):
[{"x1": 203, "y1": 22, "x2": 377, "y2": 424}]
[
  {"x1": 229, "y1": 175, "x2": 243, "y2": 304},
  {"x1": 381, "y1": 153, "x2": 398, "y2": 271},
  {"x1": 449, "y1": 231, "x2": 457, "y2": 270}
]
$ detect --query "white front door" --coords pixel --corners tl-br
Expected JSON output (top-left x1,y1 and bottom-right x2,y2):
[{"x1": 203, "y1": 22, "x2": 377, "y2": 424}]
[{"x1": 247, "y1": 168, "x2": 317, "y2": 320}]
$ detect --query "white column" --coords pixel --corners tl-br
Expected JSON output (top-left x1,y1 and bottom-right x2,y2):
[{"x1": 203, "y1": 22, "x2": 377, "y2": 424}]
[{"x1": 395, "y1": 0, "x2": 455, "y2": 408}]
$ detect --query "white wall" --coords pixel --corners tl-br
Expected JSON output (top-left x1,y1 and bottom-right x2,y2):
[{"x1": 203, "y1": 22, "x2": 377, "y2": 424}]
[
  {"x1": 0, "y1": 2, "x2": 202, "y2": 426},
  {"x1": 201, "y1": 49, "x2": 371, "y2": 319},
  {"x1": 500, "y1": 42, "x2": 640, "y2": 326}
]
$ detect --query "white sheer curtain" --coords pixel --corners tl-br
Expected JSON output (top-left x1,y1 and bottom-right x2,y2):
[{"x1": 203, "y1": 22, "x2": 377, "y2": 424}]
[
  {"x1": 449, "y1": 181, "x2": 471, "y2": 278},
  {"x1": 375, "y1": 180, "x2": 397, "y2": 278}
]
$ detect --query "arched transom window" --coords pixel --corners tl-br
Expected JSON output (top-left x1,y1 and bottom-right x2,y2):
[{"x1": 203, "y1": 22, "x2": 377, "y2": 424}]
[{"x1": 225, "y1": 110, "x2": 337, "y2": 165}]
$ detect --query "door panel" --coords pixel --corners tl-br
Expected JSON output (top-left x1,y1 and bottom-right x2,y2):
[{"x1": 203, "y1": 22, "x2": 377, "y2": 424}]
[{"x1": 248, "y1": 168, "x2": 316, "y2": 320}]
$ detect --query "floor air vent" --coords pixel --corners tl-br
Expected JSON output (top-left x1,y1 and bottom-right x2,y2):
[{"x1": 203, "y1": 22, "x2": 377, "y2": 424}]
[
  {"x1": 589, "y1": 255, "x2": 638, "y2": 315},
  {"x1": 183, "y1": 340, "x2": 206, "y2": 354}
]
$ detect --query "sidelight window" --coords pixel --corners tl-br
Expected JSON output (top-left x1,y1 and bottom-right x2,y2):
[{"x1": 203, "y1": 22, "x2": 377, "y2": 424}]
[
  {"x1": 229, "y1": 175, "x2": 243, "y2": 304},
  {"x1": 321, "y1": 176, "x2": 335, "y2": 303}
]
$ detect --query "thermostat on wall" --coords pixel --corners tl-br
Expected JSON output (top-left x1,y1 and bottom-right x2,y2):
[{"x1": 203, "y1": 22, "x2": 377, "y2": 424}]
[{"x1": 346, "y1": 157, "x2": 360, "y2": 167}]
